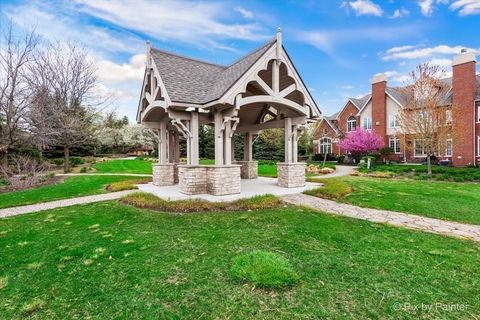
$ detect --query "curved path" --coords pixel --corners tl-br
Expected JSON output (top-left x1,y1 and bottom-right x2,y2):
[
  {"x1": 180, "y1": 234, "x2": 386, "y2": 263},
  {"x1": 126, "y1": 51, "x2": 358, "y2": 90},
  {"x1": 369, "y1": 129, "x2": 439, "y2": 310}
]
[
  {"x1": 319, "y1": 165, "x2": 357, "y2": 178},
  {"x1": 281, "y1": 193, "x2": 480, "y2": 242}
]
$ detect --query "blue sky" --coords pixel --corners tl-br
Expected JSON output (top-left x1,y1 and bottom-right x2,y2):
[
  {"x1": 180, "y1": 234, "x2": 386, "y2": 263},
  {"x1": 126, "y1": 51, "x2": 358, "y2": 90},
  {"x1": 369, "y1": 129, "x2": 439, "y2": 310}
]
[{"x1": 1, "y1": 0, "x2": 479, "y2": 120}]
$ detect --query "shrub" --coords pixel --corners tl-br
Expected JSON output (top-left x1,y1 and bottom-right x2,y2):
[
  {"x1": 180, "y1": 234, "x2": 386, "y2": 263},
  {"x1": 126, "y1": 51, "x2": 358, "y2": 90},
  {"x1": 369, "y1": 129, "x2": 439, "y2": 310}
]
[
  {"x1": 79, "y1": 167, "x2": 87, "y2": 173},
  {"x1": 120, "y1": 193, "x2": 282, "y2": 213},
  {"x1": 230, "y1": 250, "x2": 299, "y2": 288},
  {"x1": 52, "y1": 158, "x2": 64, "y2": 166},
  {"x1": 107, "y1": 179, "x2": 151, "y2": 192},
  {"x1": 379, "y1": 147, "x2": 393, "y2": 156},
  {"x1": 336, "y1": 155, "x2": 345, "y2": 163},
  {"x1": 69, "y1": 156, "x2": 85, "y2": 167},
  {"x1": 0, "y1": 178, "x2": 10, "y2": 186}
]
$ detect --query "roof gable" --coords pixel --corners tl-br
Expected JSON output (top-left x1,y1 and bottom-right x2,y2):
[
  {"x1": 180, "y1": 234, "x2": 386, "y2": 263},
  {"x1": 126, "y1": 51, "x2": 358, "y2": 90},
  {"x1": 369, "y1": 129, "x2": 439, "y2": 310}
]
[{"x1": 150, "y1": 40, "x2": 275, "y2": 105}]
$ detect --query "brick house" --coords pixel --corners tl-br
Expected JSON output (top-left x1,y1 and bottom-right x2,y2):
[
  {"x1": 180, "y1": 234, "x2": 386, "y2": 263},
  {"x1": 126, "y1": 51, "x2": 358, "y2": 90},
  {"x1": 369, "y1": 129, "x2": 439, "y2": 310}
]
[{"x1": 313, "y1": 51, "x2": 480, "y2": 166}]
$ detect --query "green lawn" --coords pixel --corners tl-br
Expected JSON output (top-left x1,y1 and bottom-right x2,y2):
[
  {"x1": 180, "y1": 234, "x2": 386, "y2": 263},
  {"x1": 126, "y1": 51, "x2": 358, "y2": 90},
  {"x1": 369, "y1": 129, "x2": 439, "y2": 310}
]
[
  {"x1": 0, "y1": 176, "x2": 146, "y2": 209},
  {"x1": 0, "y1": 201, "x2": 478, "y2": 318},
  {"x1": 93, "y1": 159, "x2": 153, "y2": 174},
  {"x1": 319, "y1": 176, "x2": 480, "y2": 225}
]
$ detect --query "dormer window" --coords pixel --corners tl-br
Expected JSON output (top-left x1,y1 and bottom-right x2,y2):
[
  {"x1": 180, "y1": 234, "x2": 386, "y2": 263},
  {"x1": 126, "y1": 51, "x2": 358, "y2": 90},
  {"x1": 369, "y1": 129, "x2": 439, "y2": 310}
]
[{"x1": 347, "y1": 116, "x2": 356, "y2": 132}]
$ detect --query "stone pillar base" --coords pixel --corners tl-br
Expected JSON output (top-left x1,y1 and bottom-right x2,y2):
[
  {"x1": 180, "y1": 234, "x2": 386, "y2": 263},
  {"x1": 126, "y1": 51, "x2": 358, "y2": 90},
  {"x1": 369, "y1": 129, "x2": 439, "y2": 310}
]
[
  {"x1": 277, "y1": 162, "x2": 306, "y2": 188},
  {"x1": 206, "y1": 165, "x2": 241, "y2": 195},
  {"x1": 178, "y1": 165, "x2": 241, "y2": 196},
  {"x1": 153, "y1": 164, "x2": 176, "y2": 186},
  {"x1": 234, "y1": 161, "x2": 258, "y2": 179},
  {"x1": 178, "y1": 165, "x2": 207, "y2": 195}
]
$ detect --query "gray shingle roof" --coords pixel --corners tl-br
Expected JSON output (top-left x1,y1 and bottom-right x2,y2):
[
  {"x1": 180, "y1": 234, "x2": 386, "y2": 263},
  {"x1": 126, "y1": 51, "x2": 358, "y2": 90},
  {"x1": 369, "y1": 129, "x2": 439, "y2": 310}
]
[
  {"x1": 386, "y1": 87, "x2": 407, "y2": 106},
  {"x1": 151, "y1": 39, "x2": 275, "y2": 104},
  {"x1": 349, "y1": 94, "x2": 370, "y2": 109}
]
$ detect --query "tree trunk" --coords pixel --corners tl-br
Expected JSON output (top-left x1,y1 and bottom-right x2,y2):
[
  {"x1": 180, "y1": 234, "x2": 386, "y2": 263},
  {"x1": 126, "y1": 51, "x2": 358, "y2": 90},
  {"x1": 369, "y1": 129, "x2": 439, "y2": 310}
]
[
  {"x1": 323, "y1": 151, "x2": 327, "y2": 166},
  {"x1": 64, "y1": 146, "x2": 70, "y2": 173},
  {"x1": 427, "y1": 154, "x2": 432, "y2": 175}
]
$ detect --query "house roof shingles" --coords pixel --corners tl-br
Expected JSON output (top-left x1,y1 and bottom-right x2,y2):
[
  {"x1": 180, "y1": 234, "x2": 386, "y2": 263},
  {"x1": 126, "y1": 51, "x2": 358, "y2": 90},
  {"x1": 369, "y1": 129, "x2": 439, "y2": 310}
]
[{"x1": 151, "y1": 39, "x2": 275, "y2": 104}]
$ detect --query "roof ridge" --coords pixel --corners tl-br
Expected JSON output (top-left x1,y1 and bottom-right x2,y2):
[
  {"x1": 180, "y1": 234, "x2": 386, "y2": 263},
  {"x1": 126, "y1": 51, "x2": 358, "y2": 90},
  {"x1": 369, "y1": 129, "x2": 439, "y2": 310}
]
[
  {"x1": 225, "y1": 37, "x2": 276, "y2": 68},
  {"x1": 151, "y1": 47, "x2": 226, "y2": 68}
]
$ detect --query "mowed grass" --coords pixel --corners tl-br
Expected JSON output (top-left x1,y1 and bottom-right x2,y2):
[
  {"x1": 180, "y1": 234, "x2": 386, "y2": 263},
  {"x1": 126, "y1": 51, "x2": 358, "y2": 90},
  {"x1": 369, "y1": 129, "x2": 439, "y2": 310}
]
[
  {"x1": 0, "y1": 176, "x2": 147, "y2": 209},
  {"x1": 0, "y1": 202, "x2": 479, "y2": 319},
  {"x1": 316, "y1": 176, "x2": 480, "y2": 225},
  {"x1": 92, "y1": 159, "x2": 153, "y2": 174}
]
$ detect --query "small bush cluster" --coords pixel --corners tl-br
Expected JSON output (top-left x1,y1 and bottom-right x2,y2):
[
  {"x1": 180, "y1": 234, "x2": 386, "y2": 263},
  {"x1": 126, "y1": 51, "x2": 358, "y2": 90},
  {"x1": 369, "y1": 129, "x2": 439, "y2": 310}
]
[
  {"x1": 51, "y1": 156, "x2": 86, "y2": 167},
  {"x1": 107, "y1": 179, "x2": 151, "y2": 192},
  {"x1": 230, "y1": 250, "x2": 299, "y2": 288},
  {"x1": 304, "y1": 178, "x2": 353, "y2": 200},
  {"x1": 120, "y1": 193, "x2": 282, "y2": 213},
  {"x1": 359, "y1": 164, "x2": 480, "y2": 182}
]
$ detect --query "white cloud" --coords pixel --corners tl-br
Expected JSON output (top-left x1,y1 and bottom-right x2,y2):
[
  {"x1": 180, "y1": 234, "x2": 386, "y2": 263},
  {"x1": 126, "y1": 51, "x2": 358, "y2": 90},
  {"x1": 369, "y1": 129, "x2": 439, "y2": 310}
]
[
  {"x1": 418, "y1": 0, "x2": 435, "y2": 16},
  {"x1": 97, "y1": 54, "x2": 146, "y2": 82},
  {"x1": 299, "y1": 25, "x2": 417, "y2": 54},
  {"x1": 235, "y1": 7, "x2": 254, "y2": 19},
  {"x1": 450, "y1": 0, "x2": 480, "y2": 15},
  {"x1": 74, "y1": 0, "x2": 268, "y2": 50},
  {"x1": 380, "y1": 71, "x2": 410, "y2": 84},
  {"x1": 389, "y1": 7, "x2": 410, "y2": 18},
  {"x1": 381, "y1": 44, "x2": 480, "y2": 60},
  {"x1": 349, "y1": 0, "x2": 383, "y2": 16},
  {"x1": 3, "y1": 2, "x2": 143, "y2": 56},
  {"x1": 429, "y1": 57, "x2": 453, "y2": 67}
]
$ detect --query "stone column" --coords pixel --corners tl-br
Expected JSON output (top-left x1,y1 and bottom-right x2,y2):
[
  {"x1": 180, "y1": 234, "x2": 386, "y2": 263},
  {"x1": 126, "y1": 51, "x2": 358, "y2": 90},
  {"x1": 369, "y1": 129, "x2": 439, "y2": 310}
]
[
  {"x1": 189, "y1": 111, "x2": 199, "y2": 165},
  {"x1": 244, "y1": 132, "x2": 253, "y2": 161},
  {"x1": 284, "y1": 117, "x2": 293, "y2": 163},
  {"x1": 277, "y1": 162, "x2": 306, "y2": 188},
  {"x1": 214, "y1": 110, "x2": 224, "y2": 165}
]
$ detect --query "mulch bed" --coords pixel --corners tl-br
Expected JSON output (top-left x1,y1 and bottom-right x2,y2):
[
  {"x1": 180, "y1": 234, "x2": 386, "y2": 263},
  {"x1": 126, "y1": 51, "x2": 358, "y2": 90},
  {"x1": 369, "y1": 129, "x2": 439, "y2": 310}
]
[{"x1": 0, "y1": 175, "x2": 66, "y2": 194}]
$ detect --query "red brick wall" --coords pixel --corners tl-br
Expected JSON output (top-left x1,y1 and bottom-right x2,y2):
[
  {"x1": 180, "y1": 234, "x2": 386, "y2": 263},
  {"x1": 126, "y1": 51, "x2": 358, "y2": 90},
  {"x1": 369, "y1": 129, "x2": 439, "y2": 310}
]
[
  {"x1": 312, "y1": 120, "x2": 337, "y2": 154},
  {"x1": 337, "y1": 101, "x2": 359, "y2": 134},
  {"x1": 372, "y1": 80, "x2": 387, "y2": 146},
  {"x1": 452, "y1": 61, "x2": 477, "y2": 166}
]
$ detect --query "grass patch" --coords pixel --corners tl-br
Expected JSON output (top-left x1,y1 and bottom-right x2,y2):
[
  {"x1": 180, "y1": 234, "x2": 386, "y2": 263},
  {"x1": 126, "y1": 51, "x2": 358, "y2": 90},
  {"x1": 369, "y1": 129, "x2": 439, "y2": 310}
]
[
  {"x1": 120, "y1": 192, "x2": 282, "y2": 213},
  {"x1": 0, "y1": 201, "x2": 479, "y2": 318},
  {"x1": 231, "y1": 250, "x2": 299, "y2": 288},
  {"x1": 0, "y1": 175, "x2": 150, "y2": 209},
  {"x1": 304, "y1": 177, "x2": 353, "y2": 200},
  {"x1": 310, "y1": 176, "x2": 480, "y2": 225},
  {"x1": 21, "y1": 298, "x2": 45, "y2": 315},
  {"x1": 106, "y1": 178, "x2": 151, "y2": 192},
  {"x1": 92, "y1": 159, "x2": 153, "y2": 174}
]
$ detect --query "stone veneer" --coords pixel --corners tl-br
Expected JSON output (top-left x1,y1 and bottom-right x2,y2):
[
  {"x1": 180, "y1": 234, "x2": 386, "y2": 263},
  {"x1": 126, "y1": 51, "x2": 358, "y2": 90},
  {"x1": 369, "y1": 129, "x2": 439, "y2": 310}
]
[
  {"x1": 152, "y1": 163, "x2": 176, "y2": 186},
  {"x1": 178, "y1": 165, "x2": 241, "y2": 196},
  {"x1": 277, "y1": 162, "x2": 306, "y2": 188},
  {"x1": 234, "y1": 161, "x2": 258, "y2": 179}
]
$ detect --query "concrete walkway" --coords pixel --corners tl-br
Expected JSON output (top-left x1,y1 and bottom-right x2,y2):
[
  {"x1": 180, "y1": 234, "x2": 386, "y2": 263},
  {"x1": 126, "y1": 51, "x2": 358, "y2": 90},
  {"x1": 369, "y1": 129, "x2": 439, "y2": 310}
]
[
  {"x1": 0, "y1": 190, "x2": 136, "y2": 219},
  {"x1": 318, "y1": 165, "x2": 357, "y2": 178},
  {"x1": 281, "y1": 193, "x2": 480, "y2": 242}
]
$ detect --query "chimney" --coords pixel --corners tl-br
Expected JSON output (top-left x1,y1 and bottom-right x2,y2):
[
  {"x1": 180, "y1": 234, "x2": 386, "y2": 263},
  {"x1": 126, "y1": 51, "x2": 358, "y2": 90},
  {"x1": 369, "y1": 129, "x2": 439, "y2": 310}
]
[
  {"x1": 371, "y1": 73, "x2": 388, "y2": 145},
  {"x1": 452, "y1": 51, "x2": 477, "y2": 166}
]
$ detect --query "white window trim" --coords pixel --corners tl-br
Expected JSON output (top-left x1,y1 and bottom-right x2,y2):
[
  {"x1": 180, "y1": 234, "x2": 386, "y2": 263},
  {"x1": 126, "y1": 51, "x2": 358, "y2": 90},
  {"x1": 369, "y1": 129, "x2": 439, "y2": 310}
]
[
  {"x1": 362, "y1": 117, "x2": 372, "y2": 130},
  {"x1": 319, "y1": 137, "x2": 332, "y2": 154},
  {"x1": 389, "y1": 137, "x2": 401, "y2": 154},
  {"x1": 478, "y1": 136, "x2": 480, "y2": 156},
  {"x1": 445, "y1": 138, "x2": 452, "y2": 157},
  {"x1": 477, "y1": 105, "x2": 480, "y2": 123},
  {"x1": 347, "y1": 116, "x2": 356, "y2": 132},
  {"x1": 445, "y1": 109, "x2": 452, "y2": 125},
  {"x1": 388, "y1": 114, "x2": 399, "y2": 129},
  {"x1": 413, "y1": 139, "x2": 427, "y2": 158}
]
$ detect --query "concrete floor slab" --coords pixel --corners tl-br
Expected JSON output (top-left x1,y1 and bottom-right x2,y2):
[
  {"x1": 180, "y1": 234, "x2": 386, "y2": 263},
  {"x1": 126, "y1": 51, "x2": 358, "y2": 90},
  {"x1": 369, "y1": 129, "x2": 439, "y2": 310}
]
[{"x1": 137, "y1": 177, "x2": 321, "y2": 202}]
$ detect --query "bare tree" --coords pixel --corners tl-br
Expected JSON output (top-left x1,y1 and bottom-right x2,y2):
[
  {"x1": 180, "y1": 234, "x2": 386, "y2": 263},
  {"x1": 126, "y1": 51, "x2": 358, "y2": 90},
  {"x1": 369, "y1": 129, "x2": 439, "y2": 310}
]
[
  {"x1": 29, "y1": 42, "x2": 101, "y2": 172},
  {"x1": 397, "y1": 63, "x2": 452, "y2": 175},
  {"x1": 0, "y1": 21, "x2": 39, "y2": 164}
]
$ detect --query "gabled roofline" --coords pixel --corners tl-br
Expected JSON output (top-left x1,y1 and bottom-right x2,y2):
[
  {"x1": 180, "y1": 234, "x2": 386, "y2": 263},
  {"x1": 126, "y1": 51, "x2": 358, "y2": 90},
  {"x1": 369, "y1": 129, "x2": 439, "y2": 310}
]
[
  {"x1": 385, "y1": 90, "x2": 404, "y2": 108},
  {"x1": 356, "y1": 95, "x2": 372, "y2": 116},
  {"x1": 317, "y1": 118, "x2": 341, "y2": 137},
  {"x1": 336, "y1": 99, "x2": 359, "y2": 120}
]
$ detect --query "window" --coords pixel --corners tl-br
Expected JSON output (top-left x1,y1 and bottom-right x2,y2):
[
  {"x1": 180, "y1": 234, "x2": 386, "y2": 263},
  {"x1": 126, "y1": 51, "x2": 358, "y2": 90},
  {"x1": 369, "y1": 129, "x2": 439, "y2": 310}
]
[
  {"x1": 362, "y1": 117, "x2": 372, "y2": 130},
  {"x1": 446, "y1": 138, "x2": 452, "y2": 157},
  {"x1": 347, "y1": 116, "x2": 356, "y2": 132},
  {"x1": 389, "y1": 137, "x2": 401, "y2": 154},
  {"x1": 323, "y1": 128, "x2": 327, "y2": 135},
  {"x1": 414, "y1": 139, "x2": 427, "y2": 157},
  {"x1": 477, "y1": 104, "x2": 480, "y2": 123},
  {"x1": 478, "y1": 136, "x2": 480, "y2": 156},
  {"x1": 319, "y1": 137, "x2": 332, "y2": 154},
  {"x1": 388, "y1": 114, "x2": 400, "y2": 128},
  {"x1": 445, "y1": 109, "x2": 452, "y2": 124}
]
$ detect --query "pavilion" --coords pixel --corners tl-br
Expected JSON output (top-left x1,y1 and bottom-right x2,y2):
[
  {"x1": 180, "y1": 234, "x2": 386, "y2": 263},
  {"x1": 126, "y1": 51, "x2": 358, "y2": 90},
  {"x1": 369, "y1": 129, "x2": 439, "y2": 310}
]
[{"x1": 137, "y1": 29, "x2": 321, "y2": 196}]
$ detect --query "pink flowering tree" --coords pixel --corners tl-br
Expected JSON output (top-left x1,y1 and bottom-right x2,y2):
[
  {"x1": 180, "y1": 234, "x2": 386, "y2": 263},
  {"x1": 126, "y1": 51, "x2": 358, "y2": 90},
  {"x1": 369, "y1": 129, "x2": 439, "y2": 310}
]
[{"x1": 338, "y1": 128, "x2": 384, "y2": 160}]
